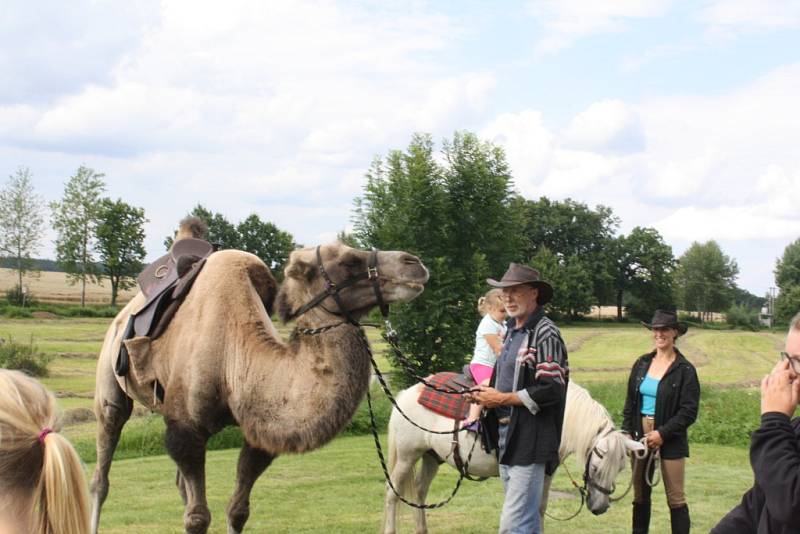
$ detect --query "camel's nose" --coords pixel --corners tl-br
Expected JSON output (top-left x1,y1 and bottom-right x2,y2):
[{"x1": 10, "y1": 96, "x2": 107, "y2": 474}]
[{"x1": 400, "y1": 253, "x2": 421, "y2": 266}]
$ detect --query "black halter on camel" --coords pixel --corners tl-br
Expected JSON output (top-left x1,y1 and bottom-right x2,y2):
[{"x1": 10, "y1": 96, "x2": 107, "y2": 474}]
[{"x1": 292, "y1": 246, "x2": 387, "y2": 330}]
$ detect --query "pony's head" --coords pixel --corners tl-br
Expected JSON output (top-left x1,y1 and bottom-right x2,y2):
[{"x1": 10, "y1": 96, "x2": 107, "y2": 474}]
[{"x1": 583, "y1": 429, "x2": 645, "y2": 515}]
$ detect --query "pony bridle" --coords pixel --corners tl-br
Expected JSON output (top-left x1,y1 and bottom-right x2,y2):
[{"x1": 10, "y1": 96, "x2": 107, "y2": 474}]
[
  {"x1": 293, "y1": 246, "x2": 389, "y2": 326},
  {"x1": 583, "y1": 431, "x2": 617, "y2": 496}
]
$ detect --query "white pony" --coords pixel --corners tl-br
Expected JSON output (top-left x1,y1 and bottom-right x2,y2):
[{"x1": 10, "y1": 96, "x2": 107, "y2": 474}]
[{"x1": 382, "y1": 381, "x2": 644, "y2": 534}]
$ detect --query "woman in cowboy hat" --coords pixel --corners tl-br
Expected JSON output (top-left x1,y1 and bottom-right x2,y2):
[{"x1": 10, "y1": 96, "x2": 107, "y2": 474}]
[{"x1": 621, "y1": 310, "x2": 700, "y2": 534}]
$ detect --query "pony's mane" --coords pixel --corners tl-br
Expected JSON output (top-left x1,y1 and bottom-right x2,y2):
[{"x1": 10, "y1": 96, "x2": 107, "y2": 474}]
[{"x1": 561, "y1": 382, "x2": 629, "y2": 489}]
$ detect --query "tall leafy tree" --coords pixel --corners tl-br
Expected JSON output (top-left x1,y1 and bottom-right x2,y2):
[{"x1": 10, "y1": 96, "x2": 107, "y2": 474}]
[
  {"x1": 612, "y1": 227, "x2": 676, "y2": 320},
  {"x1": 519, "y1": 197, "x2": 618, "y2": 307},
  {"x1": 50, "y1": 166, "x2": 106, "y2": 307},
  {"x1": 237, "y1": 213, "x2": 296, "y2": 277},
  {"x1": 95, "y1": 198, "x2": 147, "y2": 305},
  {"x1": 774, "y1": 238, "x2": 800, "y2": 321},
  {"x1": 0, "y1": 167, "x2": 46, "y2": 299},
  {"x1": 674, "y1": 240, "x2": 739, "y2": 321},
  {"x1": 353, "y1": 132, "x2": 519, "y2": 382},
  {"x1": 530, "y1": 247, "x2": 594, "y2": 318}
]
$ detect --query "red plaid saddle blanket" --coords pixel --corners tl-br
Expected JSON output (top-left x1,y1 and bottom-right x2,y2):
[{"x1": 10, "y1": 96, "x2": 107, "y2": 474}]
[{"x1": 417, "y1": 371, "x2": 476, "y2": 420}]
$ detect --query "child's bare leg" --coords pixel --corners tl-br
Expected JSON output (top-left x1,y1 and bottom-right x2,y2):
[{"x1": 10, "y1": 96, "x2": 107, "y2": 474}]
[{"x1": 463, "y1": 378, "x2": 491, "y2": 425}]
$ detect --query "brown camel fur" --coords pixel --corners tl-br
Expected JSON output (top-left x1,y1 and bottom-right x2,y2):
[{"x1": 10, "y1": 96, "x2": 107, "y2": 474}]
[{"x1": 90, "y1": 241, "x2": 429, "y2": 534}]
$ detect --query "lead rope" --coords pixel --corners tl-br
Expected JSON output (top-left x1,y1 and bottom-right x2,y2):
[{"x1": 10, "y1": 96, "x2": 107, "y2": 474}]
[
  {"x1": 543, "y1": 460, "x2": 586, "y2": 521},
  {"x1": 632, "y1": 439, "x2": 661, "y2": 487}
]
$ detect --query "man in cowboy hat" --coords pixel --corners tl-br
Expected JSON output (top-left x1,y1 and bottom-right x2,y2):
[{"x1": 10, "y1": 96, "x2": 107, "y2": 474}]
[{"x1": 467, "y1": 262, "x2": 568, "y2": 534}]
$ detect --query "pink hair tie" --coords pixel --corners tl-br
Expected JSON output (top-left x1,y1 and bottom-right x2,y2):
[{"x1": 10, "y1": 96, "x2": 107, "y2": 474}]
[{"x1": 38, "y1": 428, "x2": 53, "y2": 445}]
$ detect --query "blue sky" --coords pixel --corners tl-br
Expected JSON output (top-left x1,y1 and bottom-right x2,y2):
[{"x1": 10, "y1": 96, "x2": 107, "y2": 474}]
[{"x1": 2, "y1": 0, "x2": 800, "y2": 296}]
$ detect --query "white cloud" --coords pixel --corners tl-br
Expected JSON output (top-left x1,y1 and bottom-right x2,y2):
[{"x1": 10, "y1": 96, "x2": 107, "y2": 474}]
[
  {"x1": 562, "y1": 99, "x2": 645, "y2": 154},
  {"x1": 528, "y1": 0, "x2": 672, "y2": 53},
  {"x1": 653, "y1": 206, "x2": 800, "y2": 241},
  {"x1": 698, "y1": 0, "x2": 800, "y2": 35}
]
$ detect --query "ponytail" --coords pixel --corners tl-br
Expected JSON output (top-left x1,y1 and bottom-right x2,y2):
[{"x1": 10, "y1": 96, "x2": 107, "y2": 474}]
[
  {"x1": 0, "y1": 370, "x2": 90, "y2": 534},
  {"x1": 33, "y1": 432, "x2": 91, "y2": 534}
]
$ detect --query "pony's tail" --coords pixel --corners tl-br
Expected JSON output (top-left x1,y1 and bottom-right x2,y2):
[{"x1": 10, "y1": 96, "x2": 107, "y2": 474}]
[{"x1": 33, "y1": 432, "x2": 91, "y2": 534}]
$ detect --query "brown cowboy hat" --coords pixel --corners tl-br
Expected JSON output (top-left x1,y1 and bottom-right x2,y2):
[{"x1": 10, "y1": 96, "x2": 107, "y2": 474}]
[
  {"x1": 486, "y1": 263, "x2": 553, "y2": 305},
  {"x1": 641, "y1": 309, "x2": 688, "y2": 336}
]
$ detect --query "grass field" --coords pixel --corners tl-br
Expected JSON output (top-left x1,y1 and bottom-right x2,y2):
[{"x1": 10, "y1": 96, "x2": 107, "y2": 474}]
[
  {"x1": 91, "y1": 435, "x2": 752, "y2": 533},
  {"x1": 0, "y1": 267, "x2": 137, "y2": 305},
  {"x1": 0, "y1": 316, "x2": 786, "y2": 532}
]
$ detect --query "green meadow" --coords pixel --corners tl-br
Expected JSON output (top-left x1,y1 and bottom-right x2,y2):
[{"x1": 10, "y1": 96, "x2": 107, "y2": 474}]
[{"x1": 0, "y1": 316, "x2": 786, "y2": 532}]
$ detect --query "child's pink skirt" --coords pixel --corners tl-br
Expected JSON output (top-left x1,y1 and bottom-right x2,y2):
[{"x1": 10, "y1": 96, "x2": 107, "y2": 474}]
[{"x1": 469, "y1": 363, "x2": 494, "y2": 384}]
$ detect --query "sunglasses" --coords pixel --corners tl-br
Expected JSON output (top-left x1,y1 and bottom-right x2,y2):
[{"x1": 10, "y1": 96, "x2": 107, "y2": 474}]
[{"x1": 780, "y1": 351, "x2": 800, "y2": 374}]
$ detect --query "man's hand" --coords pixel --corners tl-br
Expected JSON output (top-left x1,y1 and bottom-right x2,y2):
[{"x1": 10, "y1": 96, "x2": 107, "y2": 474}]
[
  {"x1": 464, "y1": 385, "x2": 521, "y2": 408},
  {"x1": 645, "y1": 430, "x2": 663, "y2": 449},
  {"x1": 761, "y1": 359, "x2": 800, "y2": 417}
]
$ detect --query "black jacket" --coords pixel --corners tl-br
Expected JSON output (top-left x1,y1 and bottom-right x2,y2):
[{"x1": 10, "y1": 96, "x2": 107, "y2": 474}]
[
  {"x1": 621, "y1": 349, "x2": 700, "y2": 459},
  {"x1": 712, "y1": 413, "x2": 800, "y2": 534},
  {"x1": 484, "y1": 309, "x2": 569, "y2": 469}
]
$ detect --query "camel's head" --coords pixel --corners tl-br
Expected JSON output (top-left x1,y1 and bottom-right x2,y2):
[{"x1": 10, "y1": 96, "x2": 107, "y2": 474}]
[{"x1": 276, "y1": 242, "x2": 429, "y2": 323}]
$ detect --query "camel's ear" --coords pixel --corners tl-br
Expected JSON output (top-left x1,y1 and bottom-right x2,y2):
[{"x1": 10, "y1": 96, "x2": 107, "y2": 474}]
[{"x1": 285, "y1": 258, "x2": 315, "y2": 281}]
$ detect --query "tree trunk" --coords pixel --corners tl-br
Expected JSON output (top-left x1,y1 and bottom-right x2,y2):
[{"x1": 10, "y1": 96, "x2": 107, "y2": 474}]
[
  {"x1": 616, "y1": 289, "x2": 624, "y2": 321},
  {"x1": 111, "y1": 275, "x2": 118, "y2": 306}
]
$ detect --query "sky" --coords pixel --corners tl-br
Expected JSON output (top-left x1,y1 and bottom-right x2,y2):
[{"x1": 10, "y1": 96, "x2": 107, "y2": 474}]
[{"x1": 2, "y1": 0, "x2": 800, "y2": 296}]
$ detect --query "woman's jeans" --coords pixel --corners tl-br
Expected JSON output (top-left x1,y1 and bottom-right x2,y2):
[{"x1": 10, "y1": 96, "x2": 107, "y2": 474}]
[{"x1": 498, "y1": 423, "x2": 546, "y2": 533}]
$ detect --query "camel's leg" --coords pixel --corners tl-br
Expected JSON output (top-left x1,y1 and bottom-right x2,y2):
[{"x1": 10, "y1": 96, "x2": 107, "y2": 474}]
[
  {"x1": 165, "y1": 421, "x2": 211, "y2": 534},
  {"x1": 90, "y1": 379, "x2": 133, "y2": 534},
  {"x1": 225, "y1": 442, "x2": 275, "y2": 534},
  {"x1": 412, "y1": 452, "x2": 440, "y2": 534},
  {"x1": 176, "y1": 469, "x2": 188, "y2": 505}
]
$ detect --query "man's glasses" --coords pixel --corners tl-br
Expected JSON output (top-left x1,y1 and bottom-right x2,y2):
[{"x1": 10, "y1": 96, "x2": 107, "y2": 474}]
[{"x1": 780, "y1": 351, "x2": 800, "y2": 374}]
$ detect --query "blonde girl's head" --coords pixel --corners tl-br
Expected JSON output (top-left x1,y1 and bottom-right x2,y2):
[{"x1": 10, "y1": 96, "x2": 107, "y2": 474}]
[
  {"x1": 477, "y1": 289, "x2": 505, "y2": 317},
  {"x1": 0, "y1": 370, "x2": 90, "y2": 534}
]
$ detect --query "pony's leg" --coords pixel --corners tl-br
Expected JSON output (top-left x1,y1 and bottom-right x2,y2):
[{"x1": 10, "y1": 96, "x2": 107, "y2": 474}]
[
  {"x1": 539, "y1": 474, "x2": 553, "y2": 533},
  {"x1": 90, "y1": 375, "x2": 133, "y2": 534},
  {"x1": 384, "y1": 456, "x2": 418, "y2": 534},
  {"x1": 226, "y1": 442, "x2": 275, "y2": 534},
  {"x1": 412, "y1": 452, "x2": 440, "y2": 534},
  {"x1": 165, "y1": 421, "x2": 211, "y2": 534}
]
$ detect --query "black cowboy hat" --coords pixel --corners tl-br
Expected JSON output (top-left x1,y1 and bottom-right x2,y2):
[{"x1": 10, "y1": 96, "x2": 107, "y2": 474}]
[
  {"x1": 641, "y1": 309, "x2": 688, "y2": 336},
  {"x1": 486, "y1": 263, "x2": 554, "y2": 305}
]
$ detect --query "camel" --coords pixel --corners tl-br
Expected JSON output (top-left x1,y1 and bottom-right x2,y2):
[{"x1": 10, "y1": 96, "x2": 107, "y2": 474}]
[{"x1": 90, "y1": 239, "x2": 429, "y2": 534}]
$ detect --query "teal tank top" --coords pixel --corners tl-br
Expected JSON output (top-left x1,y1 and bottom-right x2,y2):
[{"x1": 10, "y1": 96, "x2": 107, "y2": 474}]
[{"x1": 639, "y1": 375, "x2": 659, "y2": 416}]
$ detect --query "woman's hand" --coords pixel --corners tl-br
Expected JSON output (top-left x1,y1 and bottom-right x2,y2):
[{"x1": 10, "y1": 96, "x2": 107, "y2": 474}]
[{"x1": 645, "y1": 430, "x2": 663, "y2": 449}]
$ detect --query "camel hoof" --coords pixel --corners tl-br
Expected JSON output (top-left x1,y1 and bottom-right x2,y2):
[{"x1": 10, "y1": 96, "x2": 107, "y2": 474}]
[
  {"x1": 184, "y1": 506, "x2": 211, "y2": 534},
  {"x1": 227, "y1": 526, "x2": 242, "y2": 534}
]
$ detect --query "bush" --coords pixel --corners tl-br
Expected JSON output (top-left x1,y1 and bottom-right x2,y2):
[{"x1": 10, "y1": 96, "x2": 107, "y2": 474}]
[
  {"x1": 4, "y1": 284, "x2": 37, "y2": 307},
  {"x1": 0, "y1": 336, "x2": 53, "y2": 376},
  {"x1": 584, "y1": 381, "x2": 760, "y2": 448},
  {"x1": 725, "y1": 304, "x2": 761, "y2": 331}
]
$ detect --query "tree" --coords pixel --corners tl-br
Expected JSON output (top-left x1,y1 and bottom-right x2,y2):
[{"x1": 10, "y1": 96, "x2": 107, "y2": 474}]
[
  {"x1": 530, "y1": 247, "x2": 594, "y2": 318},
  {"x1": 775, "y1": 239, "x2": 800, "y2": 322},
  {"x1": 0, "y1": 167, "x2": 45, "y2": 301},
  {"x1": 236, "y1": 213, "x2": 296, "y2": 277},
  {"x1": 353, "y1": 132, "x2": 519, "y2": 383},
  {"x1": 519, "y1": 197, "x2": 618, "y2": 307},
  {"x1": 612, "y1": 227, "x2": 676, "y2": 321},
  {"x1": 50, "y1": 166, "x2": 106, "y2": 307},
  {"x1": 95, "y1": 198, "x2": 147, "y2": 305},
  {"x1": 674, "y1": 241, "x2": 739, "y2": 321}
]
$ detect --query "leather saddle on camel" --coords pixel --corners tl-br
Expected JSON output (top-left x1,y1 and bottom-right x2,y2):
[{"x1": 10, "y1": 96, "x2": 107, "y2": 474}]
[{"x1": 114, "y1": 236, "x2": 215, "y2": 401}]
